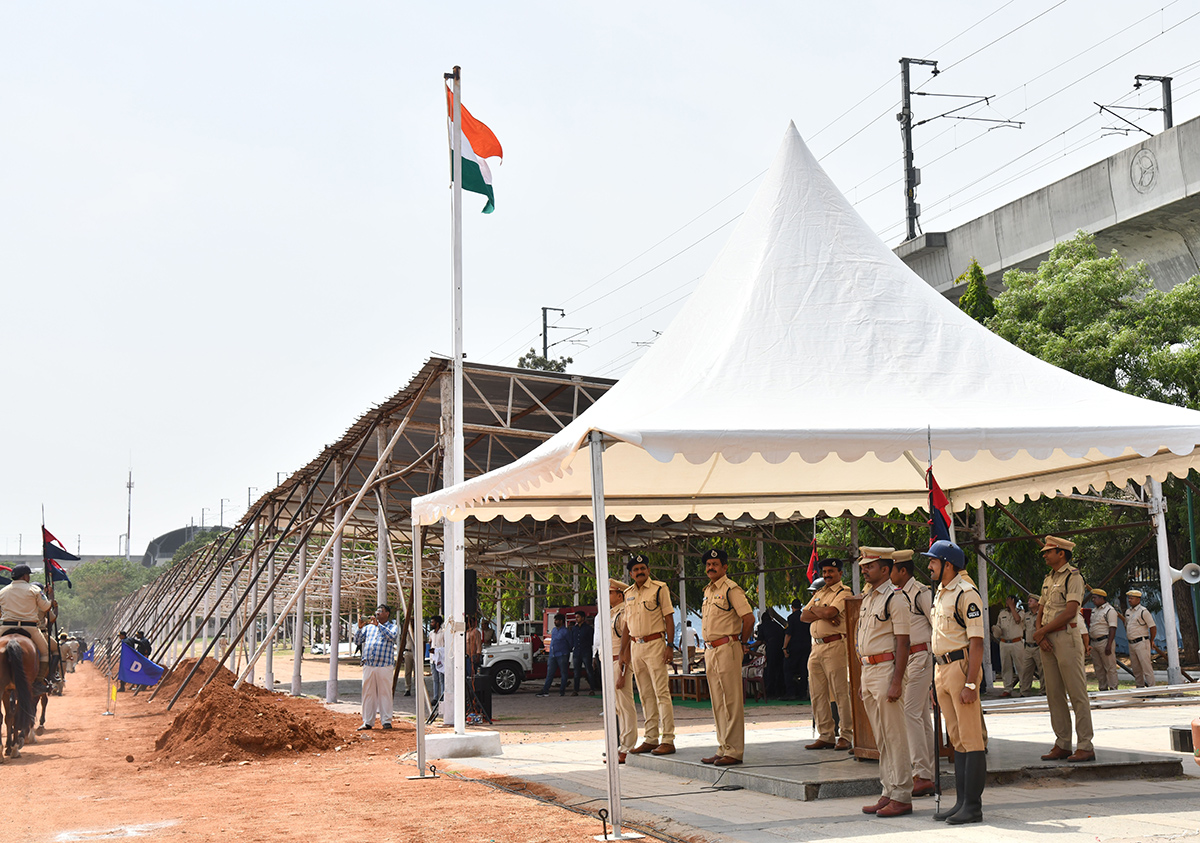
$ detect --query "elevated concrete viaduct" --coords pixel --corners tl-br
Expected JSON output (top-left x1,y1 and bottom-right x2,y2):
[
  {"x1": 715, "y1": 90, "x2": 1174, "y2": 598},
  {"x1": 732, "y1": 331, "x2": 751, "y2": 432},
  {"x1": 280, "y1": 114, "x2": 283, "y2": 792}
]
[{"x1": 896, "y1": 113, "x2": 1200, "y2": 298}]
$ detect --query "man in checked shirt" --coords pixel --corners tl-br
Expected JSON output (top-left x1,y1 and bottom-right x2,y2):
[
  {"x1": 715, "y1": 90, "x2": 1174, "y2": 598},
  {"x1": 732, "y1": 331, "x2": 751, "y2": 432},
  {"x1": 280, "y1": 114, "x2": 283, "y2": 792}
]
[{"x1": 355, "y1": 604, "x2": 398, "y2": 731}]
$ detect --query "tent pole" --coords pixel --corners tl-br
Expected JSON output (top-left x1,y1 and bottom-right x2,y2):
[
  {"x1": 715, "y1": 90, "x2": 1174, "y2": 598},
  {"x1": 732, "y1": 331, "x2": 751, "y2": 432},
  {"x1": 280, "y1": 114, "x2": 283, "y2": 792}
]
[
  {"x1": 411, "y1": 518, "x2": 433, "y2": 777},
  {"x1": 975, "y1": 506, "x2": 993, "y2": 690},
  {"x1": 849, "y1": 517, "x2": 861, "y2": 595},
  {"x1": 588, "y1": 431, "x2": 631, "y2": 840},
  {"x1": 678, "y1": 549, "x2": 688, "y2": 675},
  {"x1": 1148, "y1": 477, "x2": 1183, "y2": 684},
  {"x1": 328, "y1": 458, "x2": 344, "y2": 703},
  {"x1": 292, "y1": 489, "x2": 308, "y2": 696},
  {"x1": 757, "y1": 539, "x2": 767, "y2": 616}
]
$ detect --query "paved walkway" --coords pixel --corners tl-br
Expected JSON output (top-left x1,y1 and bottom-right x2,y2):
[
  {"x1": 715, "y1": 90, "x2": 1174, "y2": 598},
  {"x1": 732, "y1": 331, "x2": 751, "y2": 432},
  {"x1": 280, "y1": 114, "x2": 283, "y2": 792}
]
[{"x1": 440, "y1": 704, "x2": 1200, "y2": 843}]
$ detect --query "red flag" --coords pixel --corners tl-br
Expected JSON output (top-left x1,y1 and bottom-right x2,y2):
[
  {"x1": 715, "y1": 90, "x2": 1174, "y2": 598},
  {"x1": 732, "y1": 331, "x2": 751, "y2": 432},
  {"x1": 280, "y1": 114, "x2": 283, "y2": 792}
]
[
  {"x1": 806, "y1": 534, "x2": 819, "y2": 584},
  {"x1": 927, "y1": 467, "x2": 952, "y2": 546}
]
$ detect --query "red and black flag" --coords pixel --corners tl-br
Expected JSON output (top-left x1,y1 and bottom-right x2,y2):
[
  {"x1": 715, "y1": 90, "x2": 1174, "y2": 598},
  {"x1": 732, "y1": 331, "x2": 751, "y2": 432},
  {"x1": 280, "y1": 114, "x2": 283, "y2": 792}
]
[
  {"x1": 0, "y1": 564, "x2": 11, "y2": 587},
  {"x1": 927, "y1": 466, "x2": 952, "y2": 547},
  {"x1": 806, "y1": 533, "x2": 819, "y2": 584},
  {"x1": 42, "y1": 527, "x2": 78, "y2": 588}
]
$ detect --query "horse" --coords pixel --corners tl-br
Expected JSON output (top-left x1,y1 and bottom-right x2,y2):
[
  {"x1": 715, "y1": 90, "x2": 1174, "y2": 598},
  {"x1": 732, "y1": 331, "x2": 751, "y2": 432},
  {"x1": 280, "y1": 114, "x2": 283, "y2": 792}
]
[{"x1": 0, "y1": 632, "x2": 38, "y2": 760}]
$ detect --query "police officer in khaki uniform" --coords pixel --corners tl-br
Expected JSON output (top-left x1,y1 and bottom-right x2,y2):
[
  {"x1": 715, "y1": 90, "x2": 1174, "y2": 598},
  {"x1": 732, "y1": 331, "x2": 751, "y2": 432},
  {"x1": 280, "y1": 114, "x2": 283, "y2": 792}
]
[
  {"x1": 924, "y1": 540, "x2": 987, "y2": 825},
  {"x1": 856, "y1": 548, "x2": 914, "y2": 818},
  {"x1": 1087, "y1": 589, "x2": 1119, "y2": 690},
  {"x1": 698, "y1": 549, "x2": 755, "y2": 767},
  {"x1": 0, "y1": 564, "x2": 57, "y2": 691},
  {"x1": 1035, "y1": 535, "x2": 1094, "y2": 762},
  {"x1": 1019, "y1": 594, "x2": 1043, "y2": 694},
  {"x1": 801, "y1": 558, "x2": 853, "y2": 750},
  {"x1": 604, "y1": 577, "x2": 637, "y2": 763},
  {"x1": 890, "y1": 550, "x2": 935, "y2": 798},
  {"x1": 991, "y1": 596, "x2": 1025, "y2": 697},
  {"x1": 1121, "y1": 590, "x2": 1159, "y2": 687},
  {"x1": 621, "y1": 554, "x2": 676, "y2": 755}
]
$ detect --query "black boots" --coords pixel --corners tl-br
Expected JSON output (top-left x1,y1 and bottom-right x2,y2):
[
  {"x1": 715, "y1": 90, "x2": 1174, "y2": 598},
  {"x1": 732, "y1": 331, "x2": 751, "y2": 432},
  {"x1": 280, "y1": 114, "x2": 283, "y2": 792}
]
[
  {"x1": 33, "y1": 661, "x2": 50, "y2": 696},
  {"x1": 945, "y1": 750, "x2": 987, "y2": 825},
  {"x1": 933, "y1": 752, "x2": 966, "y2": 821}
]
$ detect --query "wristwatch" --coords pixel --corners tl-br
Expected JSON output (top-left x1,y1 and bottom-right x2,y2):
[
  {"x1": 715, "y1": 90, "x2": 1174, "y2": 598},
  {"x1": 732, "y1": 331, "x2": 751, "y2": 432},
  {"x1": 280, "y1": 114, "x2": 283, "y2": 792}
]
[{"x1": 964, "y1": 682, "x2": 977, "y2": 691}]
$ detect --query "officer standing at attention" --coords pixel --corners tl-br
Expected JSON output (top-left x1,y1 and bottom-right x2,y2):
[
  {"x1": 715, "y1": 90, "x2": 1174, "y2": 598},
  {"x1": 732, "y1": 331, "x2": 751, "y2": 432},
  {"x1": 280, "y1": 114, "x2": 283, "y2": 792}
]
[
  {"x1": 1120, "y1": 590, "x2": 1160, "y2": 687},
  {"x1": 801, "y1": 558, "x2": 853, "y2": 750},
  {"x1": 1019, "y1": 594, "x2": 1043, "y2": 694},
  {"x1": 1087, "y1": 589, "x2": 1120, "y2": 690},
  {"x1": 603, "y1": 577, "x2": 637, "y2": 763},
  {"x1": 923, "y1": 540, "x2": 987, "y2": 825},
  {"x1": 889, "y1": 549, "x2": 935, "y2": 798},
  {"x1": 857, "y1": 548, "x2": 914, "y2": 818},
  {"x1": 991, "y1": 596, "x2": 1025, "y2": 697},
  {"x1": 698, "y1": 549, "x2": 755, "y2": 767},
  {"x1": 1034, "y1": 535, "x2": 1095, "y2": 762},
  {"x1": 621, "y1": 554, "x2": 677, "y2": 755}
]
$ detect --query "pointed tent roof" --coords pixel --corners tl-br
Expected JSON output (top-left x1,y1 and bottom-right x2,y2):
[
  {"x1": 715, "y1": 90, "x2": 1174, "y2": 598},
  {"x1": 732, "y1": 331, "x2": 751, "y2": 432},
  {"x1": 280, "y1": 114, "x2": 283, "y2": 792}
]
[{"x1": 414, "y1": 124, "x2": 1200, "y2": 526}]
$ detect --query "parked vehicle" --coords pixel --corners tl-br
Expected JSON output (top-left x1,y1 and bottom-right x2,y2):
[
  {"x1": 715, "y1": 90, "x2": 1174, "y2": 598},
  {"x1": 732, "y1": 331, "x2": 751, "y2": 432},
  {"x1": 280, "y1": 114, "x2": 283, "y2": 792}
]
[{"x1": 483, "y1": 607, "x2": 601, "y2": 694}]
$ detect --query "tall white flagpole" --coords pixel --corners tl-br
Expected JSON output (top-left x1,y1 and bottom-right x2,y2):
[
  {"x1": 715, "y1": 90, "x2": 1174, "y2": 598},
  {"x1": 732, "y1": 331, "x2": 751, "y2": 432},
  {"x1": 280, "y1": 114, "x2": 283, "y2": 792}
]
[{"x1": 446, "y1": 65, "x2": 467, "y2": 734}]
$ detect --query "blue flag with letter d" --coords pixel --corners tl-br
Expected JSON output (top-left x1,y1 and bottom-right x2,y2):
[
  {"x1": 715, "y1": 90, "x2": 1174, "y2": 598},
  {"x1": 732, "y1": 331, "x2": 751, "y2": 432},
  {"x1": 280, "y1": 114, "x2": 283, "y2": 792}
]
[{"x1": 118, "y1": 641, "x2": 164, "y2": 686}]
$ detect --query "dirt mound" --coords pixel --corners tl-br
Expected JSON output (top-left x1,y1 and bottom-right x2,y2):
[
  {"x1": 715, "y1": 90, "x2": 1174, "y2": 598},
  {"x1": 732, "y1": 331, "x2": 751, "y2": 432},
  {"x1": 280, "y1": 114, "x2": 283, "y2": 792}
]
[
  {"x1": 154, "y1": 679, "x2": 347, "y2": 763},
  {"x1": 152, "y1": 656, "x2": 255, "y2": 701}
]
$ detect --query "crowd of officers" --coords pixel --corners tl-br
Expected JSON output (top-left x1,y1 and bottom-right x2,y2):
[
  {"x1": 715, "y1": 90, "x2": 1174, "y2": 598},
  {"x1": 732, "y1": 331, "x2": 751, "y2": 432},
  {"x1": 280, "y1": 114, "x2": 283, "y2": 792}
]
[{"x1": 600, "y1": 535, "x2": 1167, "y2": 826}]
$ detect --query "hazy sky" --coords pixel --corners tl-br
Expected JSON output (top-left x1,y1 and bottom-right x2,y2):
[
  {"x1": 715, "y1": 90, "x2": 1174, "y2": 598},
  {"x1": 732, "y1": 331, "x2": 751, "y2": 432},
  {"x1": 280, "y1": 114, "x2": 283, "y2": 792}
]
[{"x1": 3, "y1": 1, "x2": 1198, "y2": 556}]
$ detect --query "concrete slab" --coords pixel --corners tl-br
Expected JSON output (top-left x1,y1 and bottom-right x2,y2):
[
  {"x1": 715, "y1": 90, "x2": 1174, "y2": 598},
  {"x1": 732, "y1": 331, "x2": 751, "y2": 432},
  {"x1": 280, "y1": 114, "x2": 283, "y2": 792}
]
[
  {"x1": 626, "y1": 732, "x2": 1182, "y2": 801},
  {"x1": 426, "y1": 729, "x2": 502, "y2": 758}
]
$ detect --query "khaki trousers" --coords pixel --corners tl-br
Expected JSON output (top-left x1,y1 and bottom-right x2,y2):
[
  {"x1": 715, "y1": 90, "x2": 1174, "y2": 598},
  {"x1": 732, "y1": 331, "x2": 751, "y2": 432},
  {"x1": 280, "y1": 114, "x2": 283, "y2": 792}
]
[
  {"x1": 861, "y1": 661, "x2": 912, "y2": 801},
  {"x1": 403, "y1": 649, "x2": 415, "y2": 692},
  {"x1": 1129, "y1": 639, "x2": 1155, "y2": 687},
  {"x1": 934, "y1": 658, "x2": 985, "y2": 752},
  {"x1": 611, "y1": 657, "x2": 638, "y2": 753},
  {"x1": 1018, "y1": 644, "x2": 1042, "y2": 693},
  {"x1": 1042, "y1": 628, "x2": 1093, "y2": 752},
  {"x1": 704, "y1": 639, "x2": 745, "y2": 760},
  {"x1": 999, "y1": 641, "x2": 1023, "y2": 694},
  {"x1": 0, "y1": 624, "x2": 49, "y2": 663},
  {"x1": 902, "y1": 649, "x2": 935, "y2": 780},
  {"x1": 808, "y1": 640, "x2": 852, "y2": 742},
  {"x1": 1089, "y1": 640, "x2": 1118, "y2": 689},
  {"x1": 630, "y1": 639, "x2": 674, "y2": 744}
]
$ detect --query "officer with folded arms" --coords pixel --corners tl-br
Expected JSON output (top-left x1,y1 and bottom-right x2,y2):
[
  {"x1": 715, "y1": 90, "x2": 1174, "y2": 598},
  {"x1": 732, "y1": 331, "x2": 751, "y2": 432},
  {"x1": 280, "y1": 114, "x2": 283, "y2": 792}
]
[
  {"x1": 924, "y1": 540, "x2": 987, "y2": 825},
  {"x1": 801, "y1": 558, "x2": 853, "y2": 750}
]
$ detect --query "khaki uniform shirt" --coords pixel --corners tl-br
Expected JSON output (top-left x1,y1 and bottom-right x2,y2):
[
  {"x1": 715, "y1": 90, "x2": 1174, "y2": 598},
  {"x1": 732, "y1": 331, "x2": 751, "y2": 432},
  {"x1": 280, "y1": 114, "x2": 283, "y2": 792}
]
[
  {"x1": 1040, "y1": 564, "x2": 1084, "y2": 629},
  {"x1": 609, "y1": 604, "x2": 628, "y2": 657},
  {"x1": 992, "y1": 609, "x2": 1023, "y2": 643},
  {"x1": 0, "y1": 580, "x2": 53, "y2": 623},
  {"x1": 1089, "y1": 603, "x2": 1118, "y2": 639},
  {"x1": 624, "y1": 579, "x2": 673, "y2": 639},
  {"x1": 856, "y1": 582, "x2": 910, "y2": 658},
  {"x1": 1023, "y1": 611, "x2": 1038, "y2": 645},
  {"x1": 804, "y1": 580, "x2": 850, "y2": 640},
  {"x1": 899, "y1": 576, "x2": 932, "y2": 646},
  {"x1": 931, "y1": 573, "x2": 984, "y2": 655},
  {"x1": 701, "y1": 575, "x2": 753, "y2": 640},
  {"x1": 1125, "y1": 605, "x2": 1154, "y2": 640}
]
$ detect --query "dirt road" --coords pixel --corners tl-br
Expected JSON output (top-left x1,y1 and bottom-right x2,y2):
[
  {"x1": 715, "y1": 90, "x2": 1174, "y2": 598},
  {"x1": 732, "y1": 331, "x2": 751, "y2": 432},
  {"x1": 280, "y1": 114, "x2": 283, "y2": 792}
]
[{"x1": 6, "y1": 663, "x2": 600, "y2": 843}]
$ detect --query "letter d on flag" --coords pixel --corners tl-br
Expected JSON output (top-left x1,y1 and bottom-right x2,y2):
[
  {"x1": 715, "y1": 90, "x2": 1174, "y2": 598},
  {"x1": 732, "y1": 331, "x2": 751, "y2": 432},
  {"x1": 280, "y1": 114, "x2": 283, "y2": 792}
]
[{"x1": 118, "y1": 641, "x2": 165, "y2": 686}]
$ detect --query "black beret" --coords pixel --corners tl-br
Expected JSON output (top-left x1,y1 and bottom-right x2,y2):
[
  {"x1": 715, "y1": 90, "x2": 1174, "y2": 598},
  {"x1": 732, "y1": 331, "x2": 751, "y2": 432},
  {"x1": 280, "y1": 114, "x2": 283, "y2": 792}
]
[
  {"x1": 626, "y1": 553, "x2": 649, "y2": 571},
  {"x1": 703, "y1": 548, "x2": 728, "y2": 563},
  {"x1": 817, "y1": 557, "x2": 843, "y2": 570}
]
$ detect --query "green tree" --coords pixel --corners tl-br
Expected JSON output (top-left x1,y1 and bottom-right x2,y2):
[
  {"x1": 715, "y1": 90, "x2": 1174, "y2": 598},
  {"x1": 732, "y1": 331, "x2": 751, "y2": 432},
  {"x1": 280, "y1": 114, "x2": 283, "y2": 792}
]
[
  {"x1": 988, "y1": 231, "x2": 1200, "y2": 408},
  {"x1": 55, "y1": 557, "x2": 161, "y2": 634},
  {"x1": 170, "y1": 529, "x2": 229, "y2": 567},
  {"x1": 957, "y1": 258, "x2": 996, "y2": 323},
  {"x1": 517, "y1": 348, "x2": 573, "y2": 372}
]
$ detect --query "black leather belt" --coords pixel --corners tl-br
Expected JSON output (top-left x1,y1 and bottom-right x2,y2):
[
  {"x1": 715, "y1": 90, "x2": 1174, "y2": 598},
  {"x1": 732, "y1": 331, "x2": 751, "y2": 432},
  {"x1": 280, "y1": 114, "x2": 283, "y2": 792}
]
[
  {"x1": 934, "y1": 649, "x2": 967, "y2": 665},
  {"x1": 1128, "y1": 636, "x2": 1148, "y2": 644},
  {"x1": 1025, "y1": 643, "x2": 1039, "y2": 648},
  {"x1": 1, "y1": 620, "x2": 39, "y2": 628}
]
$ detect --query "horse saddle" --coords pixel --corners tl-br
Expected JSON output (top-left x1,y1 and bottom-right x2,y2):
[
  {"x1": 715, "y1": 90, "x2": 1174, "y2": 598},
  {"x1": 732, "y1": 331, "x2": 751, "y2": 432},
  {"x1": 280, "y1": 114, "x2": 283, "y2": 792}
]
[{"x1": 0, "y1": 627, "x2": 35, "y2": 641}]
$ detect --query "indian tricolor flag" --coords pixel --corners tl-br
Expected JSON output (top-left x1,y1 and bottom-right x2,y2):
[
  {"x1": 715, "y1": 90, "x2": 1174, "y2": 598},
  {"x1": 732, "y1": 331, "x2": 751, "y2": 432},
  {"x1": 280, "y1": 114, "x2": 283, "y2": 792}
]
[{"x1": 447, "y1": 87, "x2": 503, "y2": 214}]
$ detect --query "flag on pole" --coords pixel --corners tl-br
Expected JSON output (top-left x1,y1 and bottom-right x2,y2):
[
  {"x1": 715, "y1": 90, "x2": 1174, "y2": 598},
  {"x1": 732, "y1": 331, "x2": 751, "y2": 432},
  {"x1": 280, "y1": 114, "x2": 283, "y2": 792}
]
[
  {"x1": 42, "y1": 526, "x2": 78, "y2": 588},
  {"x1": 0, "y1": 565, "x2": 11, "y2": 586},
  {"x1": 118, "y1": 641, "x2": 164, "y2": 686},
  {"x1": 447, "y1": 86, "x2": 503, "y2": 214},
  {"x1": 80, "y1": 643, "x2": 95, "y2": 662},
  {"x1": 927, "y1": 466, "x2": 953, "y2": 546},
  {"x1": 806, "y1": 534, "x2": 819, "y2": 584}
]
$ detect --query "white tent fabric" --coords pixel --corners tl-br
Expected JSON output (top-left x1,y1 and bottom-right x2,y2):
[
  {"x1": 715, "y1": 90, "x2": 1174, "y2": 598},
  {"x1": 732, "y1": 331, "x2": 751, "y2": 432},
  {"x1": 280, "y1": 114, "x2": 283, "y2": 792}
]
[{"x1": 413, "y1": 124, "x2": 1200, "y2": 527}]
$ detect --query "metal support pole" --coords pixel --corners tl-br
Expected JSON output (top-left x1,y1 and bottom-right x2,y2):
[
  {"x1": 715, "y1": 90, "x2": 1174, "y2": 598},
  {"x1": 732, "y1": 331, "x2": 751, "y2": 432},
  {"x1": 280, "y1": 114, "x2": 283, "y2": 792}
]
[
  {"x1": 1149, "y1": 477, "x2": 1183, "y2": 684},
  {"x1": 328, "y1": 459, "x2": 344, "y2": 703},
  {"x1": 293, "y1": 493, "x2": 308, "y2": 696},
  {"x1": 899, "y1": 57, "x2": 938, "y2": 241},
  {"x1": 850, "y1": 517, "x2": 861, "y2": 595},
  {"x1": 757, "y1": 539, "x2": 767, "y2": 615},
  {"x1": 377, "y1": 427, "x2": 389, "y2": 606},
  {"x1": 678, "y1": 549, "x2": 688, "y2": 675},
  {"x1": 975, "y1": 506, "x2": 993, "y2": 689}
]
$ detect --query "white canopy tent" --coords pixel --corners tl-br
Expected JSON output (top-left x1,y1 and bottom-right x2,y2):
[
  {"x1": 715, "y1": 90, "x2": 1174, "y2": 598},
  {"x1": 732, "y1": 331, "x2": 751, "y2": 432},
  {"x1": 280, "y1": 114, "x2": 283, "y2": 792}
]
[{"x1": 413, "y1": 124, "x2": 1200, "y2": 834}]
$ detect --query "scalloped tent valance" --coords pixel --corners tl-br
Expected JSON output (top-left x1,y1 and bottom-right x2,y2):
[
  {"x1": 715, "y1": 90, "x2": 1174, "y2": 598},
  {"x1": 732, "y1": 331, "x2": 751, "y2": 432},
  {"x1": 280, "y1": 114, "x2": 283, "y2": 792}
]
[{"x1": 413, "y1": 123, "x2": 1200, "y2": 527}]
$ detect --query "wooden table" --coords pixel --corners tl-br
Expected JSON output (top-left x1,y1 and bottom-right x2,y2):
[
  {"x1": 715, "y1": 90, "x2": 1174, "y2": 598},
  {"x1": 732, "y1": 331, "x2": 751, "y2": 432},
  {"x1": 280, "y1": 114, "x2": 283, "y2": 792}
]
[{"x1": 668, "y1": 672, "x2": 709, "y2": 701}]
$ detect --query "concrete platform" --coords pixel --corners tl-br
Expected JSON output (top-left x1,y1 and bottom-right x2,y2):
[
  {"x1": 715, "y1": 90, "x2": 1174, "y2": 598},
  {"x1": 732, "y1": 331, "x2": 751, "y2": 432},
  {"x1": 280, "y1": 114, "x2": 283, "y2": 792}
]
[
  {"x1": 426, "y1": 729, "x2": 503, "y2": 758},
  {"x1": 625, "y1": 731, "x2": 1183, "y2": 801}
]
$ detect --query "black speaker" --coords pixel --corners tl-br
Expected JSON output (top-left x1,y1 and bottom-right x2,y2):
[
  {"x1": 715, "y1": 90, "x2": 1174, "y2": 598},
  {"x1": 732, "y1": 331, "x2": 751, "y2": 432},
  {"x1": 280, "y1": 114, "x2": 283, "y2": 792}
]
[
  {"x1": 470, "y1": 669, "x2": 493, "y2": 721},
  {"x1": 439, "y1": 568, "x2": 479, "y2": 618}
]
